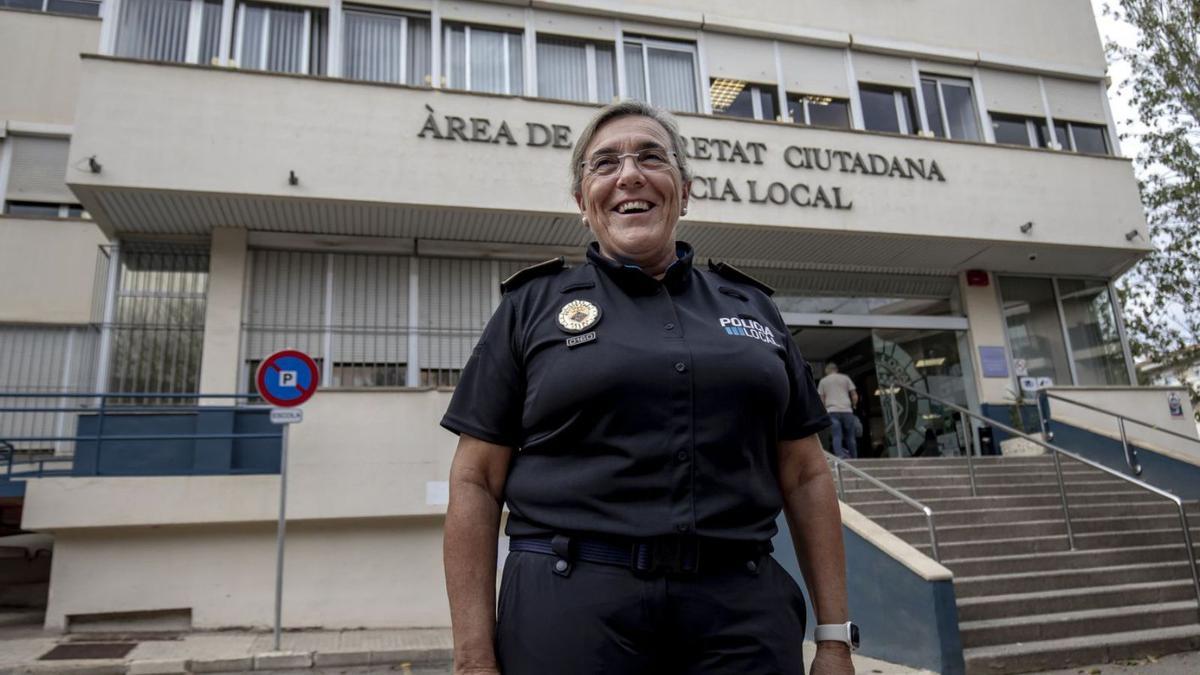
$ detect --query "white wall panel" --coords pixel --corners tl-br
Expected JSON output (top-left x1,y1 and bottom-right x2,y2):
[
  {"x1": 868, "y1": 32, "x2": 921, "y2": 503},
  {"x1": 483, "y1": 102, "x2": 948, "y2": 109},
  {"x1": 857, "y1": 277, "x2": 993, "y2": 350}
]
[
  {"x1": 704, "y1": 32, "x2": 775, "y2": 84},
  {"x1": 1043, "y1": 76, "x2": 1107, "y2": 123},
  {"x1": 778, "y1": 42, "x2": 848, "y2": 97},
  {"x1": 532, "y1": 8, "x2": 614, "y2": 41},
  {"x1": 439, "y1": 0, "x2": 525, "y2": 28},
  {"x1": 853, "y1": 51, "x2": 913, "y2": 87},
  {"x1": 979, "y1": 68, "x2": 1044, "y2": 117}
]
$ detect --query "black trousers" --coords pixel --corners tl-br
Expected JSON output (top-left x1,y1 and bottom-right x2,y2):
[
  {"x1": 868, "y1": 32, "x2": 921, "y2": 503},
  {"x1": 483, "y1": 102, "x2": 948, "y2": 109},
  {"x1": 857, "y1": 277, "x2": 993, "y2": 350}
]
[{"x1": 495, "y1": 550, "x2": 808, "y2": 674}]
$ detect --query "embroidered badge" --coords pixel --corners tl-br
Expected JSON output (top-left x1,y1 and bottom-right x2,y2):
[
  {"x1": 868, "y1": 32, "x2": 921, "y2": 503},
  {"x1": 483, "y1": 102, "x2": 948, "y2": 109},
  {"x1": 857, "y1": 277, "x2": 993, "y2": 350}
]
[
  {"x1": 718, "y1": 317, "x2": 781, "y2": 346},
  {"x1": 558, "y1": 300, "x2": 601, "y2": 334}
]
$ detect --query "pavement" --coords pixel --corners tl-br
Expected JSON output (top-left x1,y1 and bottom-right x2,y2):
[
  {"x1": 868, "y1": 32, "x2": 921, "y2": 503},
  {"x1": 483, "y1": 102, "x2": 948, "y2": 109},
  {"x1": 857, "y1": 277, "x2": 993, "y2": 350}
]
[
  {"x1": 0, "y1": 621, "x2": 937, "y2": 674},
  {"x1": 1, "y1": 620, "x2": 1198, "y2": 674}
]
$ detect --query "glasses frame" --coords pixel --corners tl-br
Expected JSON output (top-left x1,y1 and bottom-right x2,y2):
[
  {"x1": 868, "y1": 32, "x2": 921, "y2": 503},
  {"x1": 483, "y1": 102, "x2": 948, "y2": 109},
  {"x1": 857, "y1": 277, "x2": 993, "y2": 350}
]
[{"x1": 580, "y1": 148, "x2": 679, "y2": 178}]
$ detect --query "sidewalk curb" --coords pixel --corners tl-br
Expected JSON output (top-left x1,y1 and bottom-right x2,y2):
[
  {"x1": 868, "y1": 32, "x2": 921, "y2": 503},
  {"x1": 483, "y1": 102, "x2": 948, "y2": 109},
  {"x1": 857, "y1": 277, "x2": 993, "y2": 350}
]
[{"x1": 1, "y1": 645, "x2": 453, "y2": 674}]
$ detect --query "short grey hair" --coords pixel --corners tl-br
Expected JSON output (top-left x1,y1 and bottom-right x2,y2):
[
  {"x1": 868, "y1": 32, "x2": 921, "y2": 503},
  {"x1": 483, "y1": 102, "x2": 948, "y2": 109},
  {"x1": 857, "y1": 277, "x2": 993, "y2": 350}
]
[{"x1": 569, "y1": 101, "x2": 692, "y2": 196}]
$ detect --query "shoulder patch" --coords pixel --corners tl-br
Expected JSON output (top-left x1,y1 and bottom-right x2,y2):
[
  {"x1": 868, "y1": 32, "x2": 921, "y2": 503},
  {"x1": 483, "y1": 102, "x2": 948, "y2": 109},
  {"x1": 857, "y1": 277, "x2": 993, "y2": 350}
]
[
  {"x1": 501, "y1": 257, "x2": 566, "y2": 294},
  {"x1": 707, "y1": 260, "x2": 775, "y2": 297}
]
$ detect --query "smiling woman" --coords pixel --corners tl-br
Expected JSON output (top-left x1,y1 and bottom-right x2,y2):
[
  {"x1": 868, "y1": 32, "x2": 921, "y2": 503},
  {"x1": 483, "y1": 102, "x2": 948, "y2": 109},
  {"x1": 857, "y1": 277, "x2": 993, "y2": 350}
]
[{"x1": 441, "y1": 101, "x2": 856, "y2": 675}]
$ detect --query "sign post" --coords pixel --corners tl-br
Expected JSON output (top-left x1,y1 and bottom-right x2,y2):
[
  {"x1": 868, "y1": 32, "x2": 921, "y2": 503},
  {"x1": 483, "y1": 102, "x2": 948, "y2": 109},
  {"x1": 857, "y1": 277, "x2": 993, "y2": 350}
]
[{"x1": 255, "y1": 349, "x2": 319, "y2": 653}]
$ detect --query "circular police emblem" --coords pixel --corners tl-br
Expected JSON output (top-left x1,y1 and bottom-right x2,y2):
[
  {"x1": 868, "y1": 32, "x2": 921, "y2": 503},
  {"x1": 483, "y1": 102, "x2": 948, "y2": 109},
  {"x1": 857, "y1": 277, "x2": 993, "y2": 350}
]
[{"x1": 557, "y1": 300, "x2": 601, "y2": 334}]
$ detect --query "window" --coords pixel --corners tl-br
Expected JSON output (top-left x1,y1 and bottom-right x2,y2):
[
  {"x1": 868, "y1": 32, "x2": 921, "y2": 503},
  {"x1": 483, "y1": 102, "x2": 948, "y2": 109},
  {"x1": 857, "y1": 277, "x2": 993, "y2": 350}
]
[
  {"x1": 991, "y1": 113, "x2": 1047, "y2": 148},
  {"x1": 788, "y1": 94, "x2": 851, "y2": 129},
  {"x1": 342, "y1": 6, "x2": 430, "y2": 85},
  {"x1": 1, "y1": 0, "x2": 100, "y2": 16},
  {"x1": 0, "y1": 324, "x2": 99, "y2": 452},
  {"x1": 623, "y1": 37, "x2": 699, "y2": 113},
  {"x1": 3, "y1": 136, "x2": 82, "y2": 218},
  {"x1": 1057, "y1": 279, "x2": 1129, "y2": 385},
  {"x1": 858, "y1": 84, "x2": 917, "y2": 134},
  {"x1": 235, "y1": 2, "x2": 327, "y2": 75},
  {"x1": 999, "y1": 276, "x2": 1131, "y2": 387},
  {"x1": 1041, "y1": 120, "x2": 1110, "y2": 155},
  {"x1": 709, "y1": 80, "x2": 778, "y2": 120},
  {"x1": 107, "y1": 244, "x2": 210, "y2": 399},
  {"x1": 443, "y1": 23, "x2": 523, "y2": 95},
  {"x1": 116, "y1": 0, "x2": 221, "y2": 65},
  {"x1": 4, "y1": 201, "x2": 87, "y2": 218},
  {"x1": 919, "y1": 75, "x2": 980, "y2": 141},
  {"x1": 536, "y1": 36, "x2": 615, "y2": 103}
]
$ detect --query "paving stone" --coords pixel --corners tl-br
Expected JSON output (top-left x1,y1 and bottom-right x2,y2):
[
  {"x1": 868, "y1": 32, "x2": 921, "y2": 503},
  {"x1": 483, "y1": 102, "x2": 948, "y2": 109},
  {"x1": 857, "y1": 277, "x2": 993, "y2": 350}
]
[
  {"x1": 370, "y1": 647, "x2": 453, "y2": 666},
  {"x1": 253, "y1": 651, "x2": 312, "y2": 670},
  {"x1": 312, "y1": 650, "x2": 370, "y2": 667},
  {"x1": 188, "y1": 656, "x2": 254, "y2": 673},
  {"x1": 127, "y1": 659, "x2": 190, "y2": 674}
]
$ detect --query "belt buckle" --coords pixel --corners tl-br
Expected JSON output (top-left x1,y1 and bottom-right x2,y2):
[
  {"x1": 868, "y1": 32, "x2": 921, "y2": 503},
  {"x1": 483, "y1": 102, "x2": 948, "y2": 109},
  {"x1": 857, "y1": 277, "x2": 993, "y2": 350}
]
[{"x1": 652, "y1": 535, "x2": 700, "y2": 575}]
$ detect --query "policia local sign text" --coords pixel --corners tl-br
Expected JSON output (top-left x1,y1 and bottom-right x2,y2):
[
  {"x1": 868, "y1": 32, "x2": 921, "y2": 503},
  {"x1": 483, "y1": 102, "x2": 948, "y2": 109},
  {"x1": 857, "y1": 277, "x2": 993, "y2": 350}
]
[{"x1": 418, "y1": 108, "x2": 948, "y2": 211}]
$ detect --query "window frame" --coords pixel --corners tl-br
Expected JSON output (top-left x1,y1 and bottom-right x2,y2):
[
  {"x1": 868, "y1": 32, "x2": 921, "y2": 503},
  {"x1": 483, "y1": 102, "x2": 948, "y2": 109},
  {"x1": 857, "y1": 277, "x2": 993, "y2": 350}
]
[
  {"x1": 234, "y1": 1, "x2": 323, "y2": 75},
  {"x1": 919, "y1": 73, "x2": 981, "y2": 141},
  {"x1": 443, "y1": 22, "x2": 524, "y2": 95},
  {"x1": 623, "y1": 35, "x2": 702, "y2": 113},
  {"x1": 710, "y1": 80, "x2": 778, "y2": 121},
  {"x1": 858, "y1": 83, "x2": 918, "y2": 135},
  {"x1": 535, "y1": 34, "x2": 616, "y2": 104},
  {"x1": 788, "y1": 93, "x2": 852, "y2": 128},
  {"x1": 4, "y1": 0, "x2": 100, "y2": 16},
  {"x1": 113, "y1": 0, "x2": 219, "y2": 65},
  {"x1": 341, "y1": 5, "x2": 430, "y2": 86},
  {"x1": 991, "y1": 112, "x2": 1046, "y2": 148},
  {"x1": 1060, "y1": 120, "x2": 1110, "y2": 155}
]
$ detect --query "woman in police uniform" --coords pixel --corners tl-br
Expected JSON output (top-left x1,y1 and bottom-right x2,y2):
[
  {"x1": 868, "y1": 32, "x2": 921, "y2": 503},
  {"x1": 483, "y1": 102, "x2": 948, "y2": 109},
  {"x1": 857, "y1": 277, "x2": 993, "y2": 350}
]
[{"x1": 441, "y1": 101, "x2": 856, "y2": 675}]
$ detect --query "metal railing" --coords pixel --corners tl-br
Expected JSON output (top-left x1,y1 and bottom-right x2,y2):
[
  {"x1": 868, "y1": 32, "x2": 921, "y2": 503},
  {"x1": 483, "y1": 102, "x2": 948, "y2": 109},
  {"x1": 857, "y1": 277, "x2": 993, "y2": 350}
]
[
  {"x1": 1038, "y1": 390, "x2": 1200, "y2": 477},
  {"x1": 883, "y1": 384, "x2": 978, "y2": 496},
  {"x1": 828, "y1": 455, "x2": 941, "y2": 562},
  {"x1": 886, "y1": 380, "x2": 1200, "y2": 619},
  {"x1": 0, "y1": 392, "x2": 280, "y2": 479}
]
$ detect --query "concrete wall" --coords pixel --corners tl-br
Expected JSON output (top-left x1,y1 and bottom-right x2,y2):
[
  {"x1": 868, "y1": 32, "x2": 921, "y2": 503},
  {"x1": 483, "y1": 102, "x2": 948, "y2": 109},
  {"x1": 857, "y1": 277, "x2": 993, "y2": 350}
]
[
  {"x1": 24, "y1": 389, "x2": 459, "y2": 528},
  {"x1": 0, "y1": 9, "x2": 100, "y2": 127},
  {"x1": 1045, "y1": 386, "x2": 1200, "y2": 462},
  {"x1": 197, "y1": 228, "x2": 248, "y2": 399},
  {"x1": 960, "y1": 271, "x2": 1011, "y2": 405},
  {"x1": 0, "y1": 217, "x2": 107, "y2": 324},
  {"x1": 43, "y1": 517, "x2": 450, "y2": 630},
  {"x1": 68, "y1": 58, "x2": 1147, "y2": 255}
]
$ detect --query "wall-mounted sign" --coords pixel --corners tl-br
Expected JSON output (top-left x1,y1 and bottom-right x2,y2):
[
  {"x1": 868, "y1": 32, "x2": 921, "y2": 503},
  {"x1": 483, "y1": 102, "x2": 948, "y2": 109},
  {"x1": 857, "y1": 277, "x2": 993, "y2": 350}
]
[
  {"x1": 978, "y1": 346, "x2": 1008, "y2": 378},
  {"x1": 1013, "y1": 358, "x2": 1028, "y2": 377},
  {"x1": 416, "y1": 106, "x2": 949, "y2": 213},
  {"x1": 1169, "y1": 392, "x2": 1185, "y2": 417}
]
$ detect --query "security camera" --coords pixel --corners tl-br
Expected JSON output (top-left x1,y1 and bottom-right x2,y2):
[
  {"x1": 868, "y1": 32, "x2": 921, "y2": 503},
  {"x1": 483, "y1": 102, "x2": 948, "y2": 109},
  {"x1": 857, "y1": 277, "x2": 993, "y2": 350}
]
[{"x1": 1027, "y1": 253, "x2": 1038, "y2": 262}]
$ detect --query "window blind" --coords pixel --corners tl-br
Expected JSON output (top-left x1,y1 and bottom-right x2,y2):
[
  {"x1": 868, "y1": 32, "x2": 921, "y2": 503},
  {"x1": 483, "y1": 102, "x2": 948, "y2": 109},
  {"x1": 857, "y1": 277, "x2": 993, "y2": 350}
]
[
  {"x1": 704, "y1": 32, "x2": 775, "y2": 85},
  {"x1": 7, "y1": 136, "x2": 74, "y2": 205},
  {"x1": 1042, "y1": 76, "x2": 1107, "y2": 123},
  {"x1": 115, "y1": 0, "x2": 191, "y2": 63},
  {"x1": 779, "y1": 43, "x2": 849, "y2": 98}
]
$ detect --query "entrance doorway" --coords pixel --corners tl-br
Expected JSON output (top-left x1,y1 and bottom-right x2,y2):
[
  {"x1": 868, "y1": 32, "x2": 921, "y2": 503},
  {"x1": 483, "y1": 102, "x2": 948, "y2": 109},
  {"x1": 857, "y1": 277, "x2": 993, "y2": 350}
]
[{"x1": 789, "y1": 322, "x2": 975, "y2": 459}]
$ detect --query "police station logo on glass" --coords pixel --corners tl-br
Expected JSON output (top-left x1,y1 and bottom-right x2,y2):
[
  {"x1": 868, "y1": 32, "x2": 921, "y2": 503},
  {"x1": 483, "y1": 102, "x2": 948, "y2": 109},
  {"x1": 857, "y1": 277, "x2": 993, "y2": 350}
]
[
  {"x1": 558, "y1": 300, "x2": 601, "y2": 333},
  {"x1": 719, "y1": 317, "x2": 780, "y2": 346}
]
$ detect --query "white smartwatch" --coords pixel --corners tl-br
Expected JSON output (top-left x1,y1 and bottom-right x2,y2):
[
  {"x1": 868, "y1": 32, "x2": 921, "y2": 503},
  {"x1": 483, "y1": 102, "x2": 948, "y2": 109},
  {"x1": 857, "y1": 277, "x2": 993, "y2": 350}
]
[{"x1": 814, "y1": 622, "x2": 860, "y2": 651}]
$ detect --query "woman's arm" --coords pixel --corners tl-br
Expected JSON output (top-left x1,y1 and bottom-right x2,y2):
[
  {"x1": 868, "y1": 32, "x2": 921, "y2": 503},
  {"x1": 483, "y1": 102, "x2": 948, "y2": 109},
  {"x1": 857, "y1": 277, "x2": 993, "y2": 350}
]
[
  {"x1": 444, "y1": 433, "x2": 514, "y2": 675},
  {"x1": 777, "y1": 433, "x2": 854, "y2": 675}
]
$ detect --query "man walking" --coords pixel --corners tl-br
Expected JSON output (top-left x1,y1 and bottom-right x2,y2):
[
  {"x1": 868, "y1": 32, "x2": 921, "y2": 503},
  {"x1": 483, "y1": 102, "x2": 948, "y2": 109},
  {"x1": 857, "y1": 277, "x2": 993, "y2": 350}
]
[{"x1": 818, "y1": 363, "x2": 859, "y2": 459}]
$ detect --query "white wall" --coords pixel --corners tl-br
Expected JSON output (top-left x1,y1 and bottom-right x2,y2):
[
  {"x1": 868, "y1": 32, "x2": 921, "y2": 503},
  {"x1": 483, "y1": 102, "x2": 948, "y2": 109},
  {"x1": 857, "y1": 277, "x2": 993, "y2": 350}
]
[
  {"x1": 44, "y1": 518, "x2": 451, "y2": 630},
  {"x1": 197, "y1": 227, "x2": 248, "y2": 399},
  {"x1": 0, "y1": 217, "x2": 107, "y2": 324},
  {"x1": 960, "y1": 272, "x2": 1011, "y2": 405},
  {"x1": 1046, "y1": 386, "x2": 1200, "y2": 465},
  {"x1": 0, "y1": 9, "x2": 100, "y2": 127}
]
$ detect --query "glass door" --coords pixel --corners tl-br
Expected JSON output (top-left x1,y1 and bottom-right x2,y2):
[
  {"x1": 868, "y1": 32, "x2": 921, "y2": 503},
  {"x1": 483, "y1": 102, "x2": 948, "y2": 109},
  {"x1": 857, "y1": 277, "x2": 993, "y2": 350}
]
[{"x1": 873, "y1": 328, "x2": 970, "y2": 457}]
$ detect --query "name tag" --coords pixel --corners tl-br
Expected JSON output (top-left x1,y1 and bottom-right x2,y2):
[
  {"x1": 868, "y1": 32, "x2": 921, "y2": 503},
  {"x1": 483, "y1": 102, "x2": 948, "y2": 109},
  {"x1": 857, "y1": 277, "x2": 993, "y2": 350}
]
[{"x1": 566, "y1": 331, "x2": 597, "y2": 349}]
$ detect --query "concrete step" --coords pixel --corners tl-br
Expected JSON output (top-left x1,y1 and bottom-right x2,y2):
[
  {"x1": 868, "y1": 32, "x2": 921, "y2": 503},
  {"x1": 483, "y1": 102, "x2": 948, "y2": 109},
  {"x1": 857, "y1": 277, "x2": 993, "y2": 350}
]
[
  {"x1": 1070, "y1": 513, "x2": 1197, "y2": 534},
  {"x1": 957, "y1": 579, "x2": 1198, "y2": 622},
  {"x1": 963, "y1": 622, "x2": 1200, "y2": 675},
  {"x1": 843, "y1": 481, "x2": 1151, "y2": 502},
  {"x1": 918, "y1": 528, "x2": 1197, "y2": 560},
  {"x1": 848, "y1": 457, "x2": 1061, "y2": 469},
  {"x1": 959, "y1": 600, "x2": 1198, "y2": 648},
  {"x1": 954, "y1": 560, "x2": 1195, "y2": 598},
  {"x1": 841, "y1": 463, "x2": 1111, "y2": 480},
  {"x1": 894, "y1": 519, "x2": 1068, "y2": 545},
  {"x1": 947, "y1": 543, "x2": 1200, "y2": 577},
  {"x1": 849, "y1": 491, "x2": 1163, "y2": 517},
  {"x1": 871, "y1": 500, "x2": 1176, "y2": 529},
  {"x1": 836, "y1": 471, "x2": 1117, "y2": 491}
]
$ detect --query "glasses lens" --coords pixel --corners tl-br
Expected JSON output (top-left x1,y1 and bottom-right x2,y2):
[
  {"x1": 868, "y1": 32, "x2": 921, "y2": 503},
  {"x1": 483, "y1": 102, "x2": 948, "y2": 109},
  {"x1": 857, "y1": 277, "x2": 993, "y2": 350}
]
[
  {"x1": 637, "y1": 149, "x2": 670, "y2": 169},
  {"x1": 588, "y1": 154, "x2": 620, "y2": 175}
]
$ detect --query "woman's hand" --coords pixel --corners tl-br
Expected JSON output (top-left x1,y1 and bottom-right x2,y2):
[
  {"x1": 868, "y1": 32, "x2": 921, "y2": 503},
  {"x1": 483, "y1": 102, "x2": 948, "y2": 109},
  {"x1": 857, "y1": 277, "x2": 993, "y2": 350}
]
[{"x1": 810, "y1": 642, "x2": 855, "y2": 674}]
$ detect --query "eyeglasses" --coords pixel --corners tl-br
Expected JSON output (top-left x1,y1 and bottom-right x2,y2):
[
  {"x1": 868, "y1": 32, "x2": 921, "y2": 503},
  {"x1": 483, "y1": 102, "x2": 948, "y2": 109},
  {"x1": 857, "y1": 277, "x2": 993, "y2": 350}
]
[{"x1": 581, "y1": 148, "x2": 677, "y2": 177}]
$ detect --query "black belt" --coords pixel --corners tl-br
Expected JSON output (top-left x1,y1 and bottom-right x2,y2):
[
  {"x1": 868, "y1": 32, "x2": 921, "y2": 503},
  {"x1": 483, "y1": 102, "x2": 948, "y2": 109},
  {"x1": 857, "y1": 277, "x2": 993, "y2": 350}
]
[{"x1": 509, "y1": 534, "x2": 770, "y2": 575}]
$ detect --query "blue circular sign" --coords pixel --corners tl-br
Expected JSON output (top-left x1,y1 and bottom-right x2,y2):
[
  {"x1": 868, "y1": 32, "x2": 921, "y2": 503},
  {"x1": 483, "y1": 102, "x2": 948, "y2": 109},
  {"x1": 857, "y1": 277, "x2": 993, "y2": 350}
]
[{"x1": 255, "y1": 350, "x2": 320, "y2": 407}]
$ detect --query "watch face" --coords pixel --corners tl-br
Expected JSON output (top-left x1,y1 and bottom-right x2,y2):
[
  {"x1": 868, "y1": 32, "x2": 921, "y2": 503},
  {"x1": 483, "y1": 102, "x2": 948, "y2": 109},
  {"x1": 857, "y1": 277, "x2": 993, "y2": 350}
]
[{"x1": 849, "y1": 623, "x2": 860, "y2": 648}]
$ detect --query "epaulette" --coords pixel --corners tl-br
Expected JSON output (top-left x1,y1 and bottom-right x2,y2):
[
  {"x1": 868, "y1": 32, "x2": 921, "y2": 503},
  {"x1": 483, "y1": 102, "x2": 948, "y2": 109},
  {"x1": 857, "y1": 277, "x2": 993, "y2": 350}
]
[
  {"x1": 707, "y1": 259, "x2": 776, "y2": 297},
  {"x1": 500, "y1": 257, "x2": 566, "y2": 294}
]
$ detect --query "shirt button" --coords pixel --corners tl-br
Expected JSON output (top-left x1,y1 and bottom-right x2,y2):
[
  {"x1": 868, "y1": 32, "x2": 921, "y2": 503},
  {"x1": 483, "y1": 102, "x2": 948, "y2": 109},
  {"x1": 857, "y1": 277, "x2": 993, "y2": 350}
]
[
  {"x1": 746, "y1": 560, "x2": 759, "y2": 573},
  {"x1": 676, "y1": 451, "x2": 688, "y2": 462},
  {"x1": 674, "y1": 362, "x2": 687, "y2": 373},
  {"x1": 554, "y1": 559, "x2": 569, "y2": 573},
  {"x1": 665, "y1": 322, "x2": 675, "y2": 330},
  {"x1": 676, "y1": 523, "x2": 690, "y2": 533}
]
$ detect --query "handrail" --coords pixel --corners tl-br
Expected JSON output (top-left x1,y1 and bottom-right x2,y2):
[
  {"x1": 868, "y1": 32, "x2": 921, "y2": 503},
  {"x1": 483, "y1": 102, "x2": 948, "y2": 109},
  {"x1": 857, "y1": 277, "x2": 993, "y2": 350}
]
[
  {"x1": 888, "y1": 380, "x2": 1200, "y2": 620},
  {"x1": 1040, "y1": 390, "x2": 1200, "y2": 476},
  {"x1": 827, "y1": 455, "x2": 941, "y2": 562}
]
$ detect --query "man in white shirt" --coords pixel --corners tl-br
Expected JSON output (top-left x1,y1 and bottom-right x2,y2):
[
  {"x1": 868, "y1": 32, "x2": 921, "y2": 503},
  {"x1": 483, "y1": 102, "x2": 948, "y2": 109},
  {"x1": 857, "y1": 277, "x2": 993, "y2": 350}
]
[{"x1": 817, "y1": 362, "x2": 859, "y2": 459}]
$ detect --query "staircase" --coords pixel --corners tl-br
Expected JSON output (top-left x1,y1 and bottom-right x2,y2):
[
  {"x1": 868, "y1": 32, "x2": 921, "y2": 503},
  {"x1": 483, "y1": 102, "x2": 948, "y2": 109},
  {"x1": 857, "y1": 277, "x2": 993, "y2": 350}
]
[{"x1": 842, "y1": 455, "x2": 1200, "y2": 674}]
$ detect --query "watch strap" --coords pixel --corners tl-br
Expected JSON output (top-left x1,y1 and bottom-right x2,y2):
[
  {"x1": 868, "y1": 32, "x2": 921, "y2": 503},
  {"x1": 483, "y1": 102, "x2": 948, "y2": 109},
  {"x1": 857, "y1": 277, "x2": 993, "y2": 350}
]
[{"x1": 814, "y1": 622, "x2": 857, "y2": 649}]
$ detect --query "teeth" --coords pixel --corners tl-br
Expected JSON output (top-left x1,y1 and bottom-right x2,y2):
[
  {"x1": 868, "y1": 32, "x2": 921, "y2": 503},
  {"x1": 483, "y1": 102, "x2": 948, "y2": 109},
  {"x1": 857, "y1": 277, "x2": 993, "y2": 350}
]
[{"x1": 617, "y1": 200, "x2": 651, "y2": 214}]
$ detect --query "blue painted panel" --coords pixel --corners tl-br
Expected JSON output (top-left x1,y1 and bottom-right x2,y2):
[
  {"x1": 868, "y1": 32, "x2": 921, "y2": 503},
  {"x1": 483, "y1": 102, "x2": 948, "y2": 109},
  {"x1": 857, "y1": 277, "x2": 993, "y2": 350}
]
[
  {"x1": 0, "y1": 480, "x2": 25, "y2": 497},
  {"x1": 73, "y1": 410, "x2": 280, "y2": 476},
  {"x1": 1048, "y1": 419, "x2": 1200, "y2": 500},
  {"x1": 981, "y1": 403, "x2": 1042, "y2": 447},
  {"x1": 771, "y1": 513, "x2": 965, "y2": 674}
]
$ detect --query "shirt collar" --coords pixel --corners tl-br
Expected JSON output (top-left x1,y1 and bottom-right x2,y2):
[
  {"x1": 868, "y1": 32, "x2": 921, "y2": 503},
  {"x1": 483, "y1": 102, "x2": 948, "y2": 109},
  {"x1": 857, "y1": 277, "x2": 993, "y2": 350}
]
[{"x1": 586, "y1": 242, "x2": 695, "y2": 294}]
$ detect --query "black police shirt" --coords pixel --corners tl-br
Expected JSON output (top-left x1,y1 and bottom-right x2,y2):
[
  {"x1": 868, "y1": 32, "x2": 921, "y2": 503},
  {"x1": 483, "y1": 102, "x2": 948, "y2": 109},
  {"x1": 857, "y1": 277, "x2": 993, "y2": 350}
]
[{"x1": 440, "y1": 241, "x2": 830, "y2": 542}]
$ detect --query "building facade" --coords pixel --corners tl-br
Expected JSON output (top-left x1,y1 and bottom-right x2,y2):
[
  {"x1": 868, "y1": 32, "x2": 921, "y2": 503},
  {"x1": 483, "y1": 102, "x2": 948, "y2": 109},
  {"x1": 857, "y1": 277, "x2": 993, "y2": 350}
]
[{"x1": 0, "y1": 0, "x2": 1154, "y2": 631}]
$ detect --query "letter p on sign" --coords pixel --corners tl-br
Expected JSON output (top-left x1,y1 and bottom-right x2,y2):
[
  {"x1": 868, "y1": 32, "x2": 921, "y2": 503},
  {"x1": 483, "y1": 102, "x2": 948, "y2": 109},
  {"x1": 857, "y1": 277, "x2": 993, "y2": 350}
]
[{"x1": 279, "y1": 370, "x2": 298, "y2": 388}]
